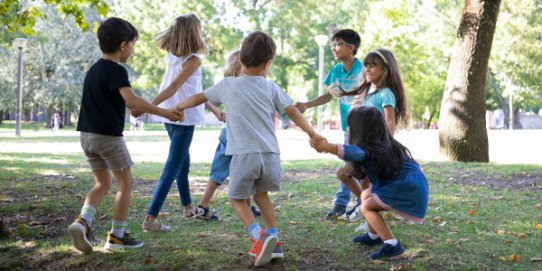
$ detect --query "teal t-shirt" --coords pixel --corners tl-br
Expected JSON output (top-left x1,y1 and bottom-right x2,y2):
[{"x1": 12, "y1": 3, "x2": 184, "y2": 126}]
[
  {"x1": 363, "y1": 87, "x2": 396, "y2": 112},
  {"x1": 323, "y1": 58, "x2": 363, "y2": 131}
]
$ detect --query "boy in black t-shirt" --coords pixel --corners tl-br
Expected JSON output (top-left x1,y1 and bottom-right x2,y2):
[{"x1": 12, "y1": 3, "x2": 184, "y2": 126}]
[{"x1": 69, "y1": 17, "x2": 183, "y2": 252}]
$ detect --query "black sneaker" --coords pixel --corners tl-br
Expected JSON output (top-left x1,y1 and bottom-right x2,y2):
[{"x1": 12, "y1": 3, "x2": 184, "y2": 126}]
[
  {"x1": 68, "y1": 215, "x2": 97, "y2": 253},
  {"x1": 251, "y1": 205, "x2": 261, "y2": 217},
  {"x1": 369, "y1": 242, "x2": 405, "y2": 260},
  {"x1": 353, "y1": 232, "x2": 383, "y2": 246},
  {"x1": 104, "y1": 231, "x2": 144, "y2": 250},
  {"x1": 326, "y1": 204, "x2": 346, "y2": 219}
]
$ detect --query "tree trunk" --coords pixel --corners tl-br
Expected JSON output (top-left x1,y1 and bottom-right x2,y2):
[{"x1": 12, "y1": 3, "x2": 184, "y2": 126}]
[
  {"x1": 438, "y1": 0, "x2": 501, "y2": 162},
  {"x1": 488, "y1": 69, "x2": 509, "y2": 127}
]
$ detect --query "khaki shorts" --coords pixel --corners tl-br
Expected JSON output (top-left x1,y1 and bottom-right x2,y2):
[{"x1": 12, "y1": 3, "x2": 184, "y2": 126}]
[
  {"x1": 228, "y1": 153, "x2": 281, "y2": 199},
  {"x1": 80, "y1": 132, "x2": 134, "y2": 171}
]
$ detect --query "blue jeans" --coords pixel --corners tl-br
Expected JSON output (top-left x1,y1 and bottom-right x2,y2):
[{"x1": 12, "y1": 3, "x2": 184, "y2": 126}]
[
  {"x1": 147, "y1": 124, "x2": 194, "y2": 217},
  {"x1": 334, "y1": 132, "x2": 351, "y2": 207},
  {"x1": 209, "y1": 128, "x2": 231, "y2": 185}
]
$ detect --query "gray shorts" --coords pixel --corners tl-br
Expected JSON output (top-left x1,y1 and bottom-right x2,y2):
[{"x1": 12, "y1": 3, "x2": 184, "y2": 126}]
[
  {"x1": 228, "y1": 153, "x2": 281, "y2": 199},
  {"x1": 80, "y1": 132, "x2": 134, "y2": 171}
]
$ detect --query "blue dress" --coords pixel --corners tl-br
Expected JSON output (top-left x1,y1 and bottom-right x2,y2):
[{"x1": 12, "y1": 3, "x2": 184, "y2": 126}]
[{"x1": 339, "y1": 144, "x2": 429, "y2": 223}]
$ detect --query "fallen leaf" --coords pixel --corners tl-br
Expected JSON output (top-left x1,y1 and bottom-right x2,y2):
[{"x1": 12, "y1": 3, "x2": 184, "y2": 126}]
[
  {"x1": 517, "y1": 233, "x2": 527, "y2": 239},
  {"x1": 432, "y1": 217, "x2": 441, "y2": 223},
  {"x1": 370, "y1": 259, "x2": 384, "y2": 266},
  {"x1": 468, "y1": 210, "x2": 476, "y2": 216},
  {"x1": 196, "y1": 232, "x2": 206, "y2": 237},
  {"x1": 390, "y1": 263, "x2": 410, "y2": 271},
  {"x1": 288, "y1": 221, "x2": 303, "y2": 225},
  {"x1": 98, "y1": 214, "x2": 108, "y2": 220},
  {"x1": 535, "y1": 224, "x2": 542, "y2": 230},
  {"x1": 504, "y1": 240, "x2": 512, "y2": 244},
  {"x1": 450, "y1": 226, "x2": 458, "y2": 232},
  {"x1": 158, "y1": 212, "x2": 170, "y2": 219},
  {"x1": 531, "y1": 257, "x2": 542, "y2": 262},
  {"x1": 508, "y1": 254, "x2": 520, "y2": 262},
  {"x1": 539, "y1": 214, "x2": 542, "y2": 219},
  {"x1": 144, "y1": 257, "x2": 152, "y2": 265},
  {"x1": 490, "y1": 196, "x2": 504, "y2": 200},
  {"x1": 447, "y1": 238, "x2": 468, "y2": 245}
]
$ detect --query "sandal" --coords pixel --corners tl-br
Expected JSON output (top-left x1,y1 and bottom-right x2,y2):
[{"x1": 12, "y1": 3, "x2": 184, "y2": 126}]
[
  {"x1": 183, "y1": 205, "x2": 205, "y2": 219},
  {"x1": 195, "y1": 205, "x2": 219, "y2": 221},
  {"x1": 141, "y1": 218, "x2": 171, "y2": 232}
]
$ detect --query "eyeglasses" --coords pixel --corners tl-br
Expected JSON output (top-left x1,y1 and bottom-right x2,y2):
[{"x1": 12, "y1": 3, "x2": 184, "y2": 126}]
[{"x1": 330, "y1": 41, "x2": 352, "y2": 48}]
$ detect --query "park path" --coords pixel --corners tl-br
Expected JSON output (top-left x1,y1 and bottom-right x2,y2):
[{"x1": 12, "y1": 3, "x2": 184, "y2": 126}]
[{"x1": 1, "y1": 129, "x2": 541, "y2": 165}]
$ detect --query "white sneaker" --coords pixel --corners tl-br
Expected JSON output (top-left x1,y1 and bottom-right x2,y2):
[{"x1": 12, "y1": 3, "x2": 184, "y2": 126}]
[
  {"x1": 349, "y1": 206, "x2": 362, "y2": 222},
  {"x1": 355, "y1": 221, "x2": 368, "y2": 232}
]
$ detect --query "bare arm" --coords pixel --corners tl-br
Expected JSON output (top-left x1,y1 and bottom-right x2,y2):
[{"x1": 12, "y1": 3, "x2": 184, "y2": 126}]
[
  {"x1": 312, "y1": 141, "x2": 338, "y2": 155},
  {"x1": 119, "y1": 87, "x2": 183, "y2": 121},
  {"x1": 151, "y1": 57, "x2": 201, "y2": 105},
  {"x1": 383, "y1": 106, "x2": 396, "y2": 135},
  {"x1": 284, "y1": 105, "x2": 325, "y2": 142},
  {"x1": 205, "y1": 101, "x2": 226, "y2": 122},
  {"x1": 175, "y1": 93, "x2": 208, "y2": 111},
  {"x1": 294, "y1": 91, "x2": 333, "y2": 113}
]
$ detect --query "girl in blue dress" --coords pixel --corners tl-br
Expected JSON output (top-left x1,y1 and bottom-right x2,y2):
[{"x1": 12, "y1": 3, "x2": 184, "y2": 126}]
[{"x1": 312, "y1": 106, "x2": 428, "y2": 260}]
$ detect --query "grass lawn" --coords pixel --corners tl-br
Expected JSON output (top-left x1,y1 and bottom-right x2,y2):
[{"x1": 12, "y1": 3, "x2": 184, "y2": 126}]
[{"x1": 1, "y1": 133, "x2": 542, "y2": 270}]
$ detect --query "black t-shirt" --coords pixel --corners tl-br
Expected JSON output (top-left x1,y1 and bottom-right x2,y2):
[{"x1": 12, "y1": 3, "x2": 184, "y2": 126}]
[{"x1": 76, "y1": 59, "x2": 131, "y2": 136}]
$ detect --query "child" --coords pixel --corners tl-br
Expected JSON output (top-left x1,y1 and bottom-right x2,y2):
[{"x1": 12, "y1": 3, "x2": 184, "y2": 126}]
[
  {"x1": 196, "y1": 50, "x2": 261, "y2": 221},
  {"x1": 311, "y1": 106, "x2": 428, "y2": 260},
  {"x1": 68, "y1": 17, "x2": 183, "y2": 252},
  {"x1": 336, "y1": 49, "x2": 409, "y2": 229},
  {"x1": 141, "y1": 14, "x2": 223, "y2": 232},
  {"x1": 294, "y1": 29, "x2": 363, "y2": 219},
  {"x1": 175, "y1": 31, "x2": 324, "y2": 267}
]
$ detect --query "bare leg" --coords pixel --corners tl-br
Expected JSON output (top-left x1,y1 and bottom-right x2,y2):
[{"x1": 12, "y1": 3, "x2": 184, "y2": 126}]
[
  {"x1": 252, "y1": 192, "x2": 276, "y2": 229},
  {"x1": 336, "y1": 166, "x2": 362, "y2": 199},
  {"x1": 199, "y1": 180, "x2": 219, "y2": 208},
  {"x1": 230, "y1": 198, "x2": 256, "y2": 227},
  {"x1": 361, "y1": 197, "x2": 393, "y2": 241},
  {"x1": 111, "y1": 167, "x2": 134, "y2": 222},
  {"x1": 84, "y1": 169, "x2": 112, "y2": 208}
]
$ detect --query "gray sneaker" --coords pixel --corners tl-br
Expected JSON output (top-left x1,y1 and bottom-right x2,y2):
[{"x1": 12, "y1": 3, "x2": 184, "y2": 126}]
[
  {"x1": 272, "y1": 241, "x2": 284, "y2": 259},
  {"x1": 68, "y1": 215, "x2": 96, "y2": 253}
]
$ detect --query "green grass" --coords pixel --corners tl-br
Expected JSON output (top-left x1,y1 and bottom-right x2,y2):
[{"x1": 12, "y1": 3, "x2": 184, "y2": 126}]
[{"x1": 1, "y1": 138, "x2": 542, "y2": 270}]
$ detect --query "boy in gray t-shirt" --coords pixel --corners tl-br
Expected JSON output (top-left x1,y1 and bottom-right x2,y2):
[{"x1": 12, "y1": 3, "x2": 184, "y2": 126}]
[{"x1": 175, "y1": 31, "x2": 324, "y2": 267}]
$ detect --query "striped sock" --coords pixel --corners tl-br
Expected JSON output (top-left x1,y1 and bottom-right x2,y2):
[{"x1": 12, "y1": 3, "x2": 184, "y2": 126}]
[
  {"x1": 111, "y1": 220, "x2": 127, "y2": 238},
  {"x1": 80, "y1": 204, "x2": 96, "y2": 227},
  {"x1": 264, "y1": 227, "x2": 278, "y2": 238},
  {"x1": 247, "y1": 222, "x2": 262, "y2": 240}
]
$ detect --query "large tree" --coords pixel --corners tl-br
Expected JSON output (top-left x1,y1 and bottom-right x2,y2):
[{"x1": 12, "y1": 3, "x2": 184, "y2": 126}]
[{"x1": 438, "y1": 0, "x2": 502, "y2": 162}]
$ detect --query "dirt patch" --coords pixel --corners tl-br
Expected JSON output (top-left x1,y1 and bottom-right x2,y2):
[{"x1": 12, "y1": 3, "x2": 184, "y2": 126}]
[{"x1": 446, "y1": 171, "x2": 542, "y2": 192}]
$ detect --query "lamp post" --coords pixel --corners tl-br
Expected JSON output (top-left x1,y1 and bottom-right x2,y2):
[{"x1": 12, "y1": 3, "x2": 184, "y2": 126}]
[
  {"x1": 314, "y1": 34, "x2": 328, "y2": 131},
  {"x1": 13, "y1": 38, "x2": 28, "y2": 136}
]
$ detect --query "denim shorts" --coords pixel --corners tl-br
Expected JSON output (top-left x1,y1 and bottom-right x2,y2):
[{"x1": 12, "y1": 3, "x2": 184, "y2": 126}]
[
  {"x1": 228, "y1": 152, "x2": 281, "y2": 199},
  {"x1": 80, "y1": 132, "x2": 134, "y2": 171},
  {"x1": 209, "y1": 128, "x2": 231, "y2": 185}
]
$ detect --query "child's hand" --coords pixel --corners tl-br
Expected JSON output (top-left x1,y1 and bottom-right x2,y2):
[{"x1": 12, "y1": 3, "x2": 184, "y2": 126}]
[
  {"x1": 312, "y1": 140, "x2": 331, "y2": 153},
  {"x1": 293, "y1": 102, "x2": 307, "y2": 113},
  {"x1": 327, "y1": 85, "x2": 344, "y2": 98},
  {"x1": 130, "y1": 109, "x2": 143, "y2": 117},
  {"x1": 215, "y1": 111, "x2": 226, "y2": 122},
  {"x1": 166, "y1": 109, "x2": 184, "y2": 122}
]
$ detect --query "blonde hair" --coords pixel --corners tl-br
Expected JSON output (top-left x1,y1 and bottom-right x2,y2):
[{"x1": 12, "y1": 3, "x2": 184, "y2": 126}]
[
  {"x1": 155, "y1": 13, "x2": 208, "y2": 57},
  {"x1": 224, "y1": 50, "x2": 242, "y2": 77}
]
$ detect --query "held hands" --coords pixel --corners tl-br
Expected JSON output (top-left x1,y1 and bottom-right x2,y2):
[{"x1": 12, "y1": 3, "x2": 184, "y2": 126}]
[
  {"x1": 309, "y1": 134, "x2": 328, "y2": 153},
  {"x1": 130, "y1": 109, "x2": 143, "y2": 118},
  {"x1": 165, "y1": 108, "x2": 184, "y2": 122},
  {"x1": 215, "y1": 111, "x2": 226, "y2": 122},
  {"x1": 293, "y1": 102, "x2": 307, "y2": 113}
]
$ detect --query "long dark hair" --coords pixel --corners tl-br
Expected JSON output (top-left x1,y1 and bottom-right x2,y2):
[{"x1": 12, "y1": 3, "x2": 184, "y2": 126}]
[
  {"x1": 347, "y1": 106, "x2": 414, "y2": 178},
  {"x1": 347, "y1": 49, "x2": 409, "y2": 128}
]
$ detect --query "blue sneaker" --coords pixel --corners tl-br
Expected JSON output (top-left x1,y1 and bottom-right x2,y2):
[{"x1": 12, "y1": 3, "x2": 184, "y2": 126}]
[
  {"x1": 369, "y1": 243, "x2": 405, "y2": 260},
  {"x1": 353, "y1": 233, "x2": 383, "y2": 246}
]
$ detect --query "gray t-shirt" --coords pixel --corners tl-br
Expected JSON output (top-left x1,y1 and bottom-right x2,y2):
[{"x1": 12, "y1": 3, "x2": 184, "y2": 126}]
[{"x1": 204, "y1": 75, "x2": 293, "y2": 155}]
